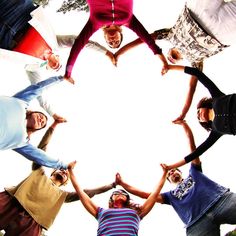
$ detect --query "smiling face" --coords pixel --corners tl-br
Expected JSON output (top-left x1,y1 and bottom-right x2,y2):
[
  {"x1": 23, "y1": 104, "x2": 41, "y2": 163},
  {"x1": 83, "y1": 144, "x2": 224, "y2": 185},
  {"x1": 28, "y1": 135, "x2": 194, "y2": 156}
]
[
  {"x1": 167, "y1": 169, "x2": 183, "y2": 184},
  {"x1": 103, "y1": 25, "x2": 122, "y2": 48},
  {"x1": 197, "y1": 108, "x2": 210, "y2": 123},
  {"x1": 50, "y1": 169, "x2": 69, "y2": 186},
  {"x1": 26, "y1": 112, "x2": 47, "y2": 130},
  {"x1": 109, "y1": 189, "x2": 130, "y2": 208}
]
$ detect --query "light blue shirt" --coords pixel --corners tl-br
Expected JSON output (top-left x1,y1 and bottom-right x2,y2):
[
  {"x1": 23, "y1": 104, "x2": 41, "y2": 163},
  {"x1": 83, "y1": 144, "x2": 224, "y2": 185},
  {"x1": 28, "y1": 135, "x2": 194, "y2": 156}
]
[{"x1": 0, "y1": 76, "x2": 67, "y2": 169}]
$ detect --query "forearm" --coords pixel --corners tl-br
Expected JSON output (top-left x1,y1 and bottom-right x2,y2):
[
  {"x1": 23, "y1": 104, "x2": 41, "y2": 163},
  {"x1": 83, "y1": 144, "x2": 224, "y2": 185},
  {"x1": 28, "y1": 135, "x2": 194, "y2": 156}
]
[
  {"x1": 65, "y1": 20, "x2": 94, "y2": 77},
  {"x1": 128, "y1": 15, "x2": 162, "y2": 55},
  {"x1": 179, "y1": 76, "x2": 197, "y2": 118},
  {"x1": 86, "y1": 40, "x2": 107, "y2": 54},
  {"x1": 37, "y1": 127, "x2": 54, "y2": 151},
  {"x1": 139, "y1": 171, "x2": 167, "y2": 218},
  {"x1": 13, "y1": 76, "x2": 63, "y2": 103},
  {"x1": 14, "y1": 144, "x2": 67, "y2": 169},
  {"x1": 69, "y1": 170, "x2": 98, "y2": 217},
  {"x1": 116, "y1": 38, "x2": 143, "y2": 57},
  {"x1": 184, "y1": 132, "x2": 222, "y2": 163},
  {"x1": 120, "y1": 181, "x2": 150, "y2": 199},
  {"x1": 84, "y1": 182, "x2": 115, "y2": 198},
  {"x1": 56, "y1": 35, "x2": 77, "y2": 48}
]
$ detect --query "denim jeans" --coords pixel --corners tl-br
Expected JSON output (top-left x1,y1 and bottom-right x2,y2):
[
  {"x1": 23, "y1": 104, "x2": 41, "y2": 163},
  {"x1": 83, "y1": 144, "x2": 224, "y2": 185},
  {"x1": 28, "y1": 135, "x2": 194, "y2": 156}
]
[
  {"x1": 0, "y1": 0, "x2": 37, "y2": 49},
  {"x1": 186, "y1": 192, "x2": 236, "y2": 236}
]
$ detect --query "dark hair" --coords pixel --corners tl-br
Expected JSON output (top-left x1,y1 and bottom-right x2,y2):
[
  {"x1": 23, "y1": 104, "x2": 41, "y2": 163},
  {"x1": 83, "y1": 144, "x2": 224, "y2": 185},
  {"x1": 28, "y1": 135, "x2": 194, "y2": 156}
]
[
  {"x1": 26, "y1": 111, "x2": 48, "y2": 132},
  {"x1": 109, "y1": 189, "x2": 130, "y2": 208},
  {"x1": 197, "y1": 97, "x2": 213, "y2": 131}
]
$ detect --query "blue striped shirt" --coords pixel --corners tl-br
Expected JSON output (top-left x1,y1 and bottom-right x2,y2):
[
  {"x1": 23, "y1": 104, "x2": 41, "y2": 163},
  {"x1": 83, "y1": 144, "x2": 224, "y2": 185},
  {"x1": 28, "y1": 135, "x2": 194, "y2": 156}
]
[{"x1": 97, "y1": 207, "x2": 140, "y2": 235}]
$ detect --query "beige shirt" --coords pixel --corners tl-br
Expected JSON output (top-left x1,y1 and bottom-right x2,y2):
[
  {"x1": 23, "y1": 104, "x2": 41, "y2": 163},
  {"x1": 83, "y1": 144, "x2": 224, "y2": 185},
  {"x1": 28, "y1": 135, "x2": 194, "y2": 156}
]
[{"x1": 6, "y1": 167, "x2": 67, "y2": 230}]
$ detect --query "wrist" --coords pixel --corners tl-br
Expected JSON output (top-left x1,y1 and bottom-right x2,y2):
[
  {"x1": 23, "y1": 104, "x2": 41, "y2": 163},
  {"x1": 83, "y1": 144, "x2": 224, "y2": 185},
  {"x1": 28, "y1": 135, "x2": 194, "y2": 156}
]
[{"x1": 112, "y1": 182, "x2": 117, "y2": 188}]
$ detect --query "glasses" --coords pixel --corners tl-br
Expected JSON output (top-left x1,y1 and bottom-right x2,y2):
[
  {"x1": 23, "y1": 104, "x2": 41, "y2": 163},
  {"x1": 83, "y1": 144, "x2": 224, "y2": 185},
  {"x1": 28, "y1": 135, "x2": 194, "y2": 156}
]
[{"x1": 112, "y1": 190, "x2": 129, "y2": 197}]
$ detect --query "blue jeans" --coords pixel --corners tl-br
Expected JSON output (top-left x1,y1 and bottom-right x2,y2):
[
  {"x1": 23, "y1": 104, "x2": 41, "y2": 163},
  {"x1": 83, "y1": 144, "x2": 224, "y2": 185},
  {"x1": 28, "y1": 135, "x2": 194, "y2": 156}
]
[
  {"x1": 186, "y1": 192, "x2": 236, "y2": 236},
  {"x1": 0, "y1": 0, "x2": 37, "y2": 49}
]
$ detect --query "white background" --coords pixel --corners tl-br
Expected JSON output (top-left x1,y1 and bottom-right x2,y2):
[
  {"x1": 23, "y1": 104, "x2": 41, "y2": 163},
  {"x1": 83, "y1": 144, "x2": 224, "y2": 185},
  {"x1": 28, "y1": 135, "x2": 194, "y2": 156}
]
[{"x1": 1, "y1": 0, "x2": 236, "y2": 235}]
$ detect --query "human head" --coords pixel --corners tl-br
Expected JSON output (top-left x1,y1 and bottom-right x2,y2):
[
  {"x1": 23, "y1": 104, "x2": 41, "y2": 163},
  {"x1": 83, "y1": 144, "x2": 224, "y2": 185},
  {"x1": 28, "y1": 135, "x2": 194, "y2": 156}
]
[
  {"x1": 167, "y1": 47, "x2": 183, "y2": 64},
  {"x1": 50, "y1": 169, "x2": 70, "y2": 186},
  {"x1": 197, "y1": 97, "x2": 213, "y2": 131},
  {"x1": 26, "y1": 111, "x2": 48, "y2": 131},
  {"x1": 47, "y1": 53, "x2": 61, "y2": 71},
  {"x1": 109, "y1": 189, "x2": 130, "y2": 208},
  {"x1": 103, "y1": 25, "x2": 123, "y2": 48},
  {"x1": 167, "y1": 168, "x2": 182, "y2": 184}
]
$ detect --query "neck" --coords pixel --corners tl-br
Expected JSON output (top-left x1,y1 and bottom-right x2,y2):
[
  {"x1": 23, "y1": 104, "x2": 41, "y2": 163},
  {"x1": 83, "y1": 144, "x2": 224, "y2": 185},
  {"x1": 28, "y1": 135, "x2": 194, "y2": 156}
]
[
  {"x1": 50, "y1": 178, "x2": 62, "y2": 187},
  {"x1": 113, "y1": 201, "x2": 125, "y2": 208},
  {"x1": 209, "y1": 109, "x2": 215, "y2": 121}
]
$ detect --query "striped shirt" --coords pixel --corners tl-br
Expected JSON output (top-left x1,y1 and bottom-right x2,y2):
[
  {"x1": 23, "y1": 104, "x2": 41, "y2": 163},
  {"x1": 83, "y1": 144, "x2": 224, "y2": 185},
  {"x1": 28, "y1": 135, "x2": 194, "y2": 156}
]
[{"x1": 97, "y1": 207, "x2": 140, "y2": 235}]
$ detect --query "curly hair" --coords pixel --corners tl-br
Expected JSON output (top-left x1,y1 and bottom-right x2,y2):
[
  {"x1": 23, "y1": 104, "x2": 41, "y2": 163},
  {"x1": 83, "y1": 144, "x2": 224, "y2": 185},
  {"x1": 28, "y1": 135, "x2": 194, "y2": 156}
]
[{"x1": 197, "y1": 97, "x2": 213, "y2": 131}]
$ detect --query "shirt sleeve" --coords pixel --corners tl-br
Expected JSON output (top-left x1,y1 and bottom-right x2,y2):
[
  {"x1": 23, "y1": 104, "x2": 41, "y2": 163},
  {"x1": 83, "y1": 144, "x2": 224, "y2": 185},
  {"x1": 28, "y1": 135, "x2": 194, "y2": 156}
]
[
  {"x1": 160, "y1": 192, "x2": 170, "y2": 204},
  {"x1": 56, "y1": 35, "x2": 78, "y2": 48},
  {"x1": 13, "y1": 76, "x2": 63, "y2": 104},
  {"x1": 128, "y1": 15, "x2": 162, "y2": 55},
  {"x1": 65, "y1": 19, "x2": 96, "y2": 78},
  {"x1": 13, "y1": 143, "x2": 67, "y2": 169},
  {"x1": 25, "y1": 63, "x2": 55, "y2": 116},
  {"x1": 184, "y1": 67, "x2": 225, "y2": 98},
  {"x1": 184, "y1": 131, "x2": 222, "y2": 163},
  {"x1": 153, "y1": 28, "x2": 171, "y2": 40},
  {"x1": 85, "y1": 40, "x2": 107, "y2": 54}
]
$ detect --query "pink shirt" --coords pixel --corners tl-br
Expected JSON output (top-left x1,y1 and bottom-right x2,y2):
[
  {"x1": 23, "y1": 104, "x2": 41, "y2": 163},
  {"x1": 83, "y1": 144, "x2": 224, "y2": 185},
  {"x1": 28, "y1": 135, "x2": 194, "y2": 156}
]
[{"x1": 65, "y1": 0, "x2": 162, "y2": 77}]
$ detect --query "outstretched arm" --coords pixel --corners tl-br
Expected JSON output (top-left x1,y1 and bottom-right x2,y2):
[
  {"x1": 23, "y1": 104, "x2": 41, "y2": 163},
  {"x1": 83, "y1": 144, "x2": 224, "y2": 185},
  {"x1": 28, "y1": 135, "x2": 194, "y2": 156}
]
[
  {"x1": 172, "y1": 75, "x2": 197, "y2": 123},
  {"x1": 14, "y1": 143, "x2": 68, "y2": 170},
  {"x1": 138, "y1": 165, "x2": 168, "y2": 218},
  {"x1": 13, "y1": 76, "x2": 64, "y2": 104},
  {"x1": 115, "y1": 173, "x2": 164, "y2": 203},
  {"x1": 128, "y1": 17, "x2": 168, "y2": 75},
  {"x1": 64, "y1": 20, "x2": 95, "y2": 79},
  {"x1": 68, "y1": 162, "x2": 99, "y2": 217},
  {"x1": 168, "y1": 65, "x2": 224, "y2": 97},
  {"x1": 115, "y1": 28, "x2": 170, "y2": 64},
  {"x1": 162, "y1": 123, "x2": 222, "y2": 170},
  {"x1": 25, "y1": 63, "x2": 68, "y2": 119},
  {"x1": 65, "y1": 182, "x2": 115, "y2": 203},
  {"x1": 174, "y1": 120, "x2": 200, "y2": 166}
]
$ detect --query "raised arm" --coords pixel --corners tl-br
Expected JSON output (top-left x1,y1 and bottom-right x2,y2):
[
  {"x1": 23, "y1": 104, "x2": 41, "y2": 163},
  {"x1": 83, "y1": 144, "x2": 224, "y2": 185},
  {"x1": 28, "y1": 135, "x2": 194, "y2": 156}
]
[
  {"x1": 14, "y1": 143, "x2": 68, "y2": 170},
  {"x1": 68, "y1": 162, "x2": 99, "y2": 217},
  {"x1": 128, "y1": 16, "x2": 168, "y2": 75},
  {"x1": 65, "y1": 182, "x2": 115, "y2": 203},
  {"x1": 64, "y1": 19, "x2": 95, "y2": 78},
  {"x1": 172, "y1": 75, "x2": 197, "y2": 123},
  {"x1": 168, "y1": 65, "x2": 224, "y2": 97},
  {"x1": 115, "y1": 173, "x2": 164, "y2": 203},
  {"x1": 175, "y1": 120, "x2": 200, "y2": 166},
  {"x1": 115, "y1": 28, "x2": 170, "y2": 65},
  {"x1": 162, "y1": 126, "x2": 222, "y2": 170},
  {"x1": 138, "y1": 165, "x2": 168, "y2": 218},
  {"x1": 13, "y1": 76, "x2": 64, "y2": 104},
  {"x1": 25, "y1": 63, "x2": 66, "y2": 119}
]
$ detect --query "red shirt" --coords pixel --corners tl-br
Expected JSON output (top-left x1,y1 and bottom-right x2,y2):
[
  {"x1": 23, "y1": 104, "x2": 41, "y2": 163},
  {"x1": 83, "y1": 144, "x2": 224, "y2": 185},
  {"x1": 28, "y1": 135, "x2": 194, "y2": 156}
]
[{"x1": 13, "y1": 26, "x2": 52, "y2": 60}]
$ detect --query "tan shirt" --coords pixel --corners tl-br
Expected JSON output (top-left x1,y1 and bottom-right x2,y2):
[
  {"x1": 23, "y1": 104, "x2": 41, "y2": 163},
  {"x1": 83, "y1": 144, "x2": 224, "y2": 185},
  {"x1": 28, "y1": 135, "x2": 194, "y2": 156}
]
[{"x1": 6, "y1": 167, "x2": 67, "y2": 230}]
